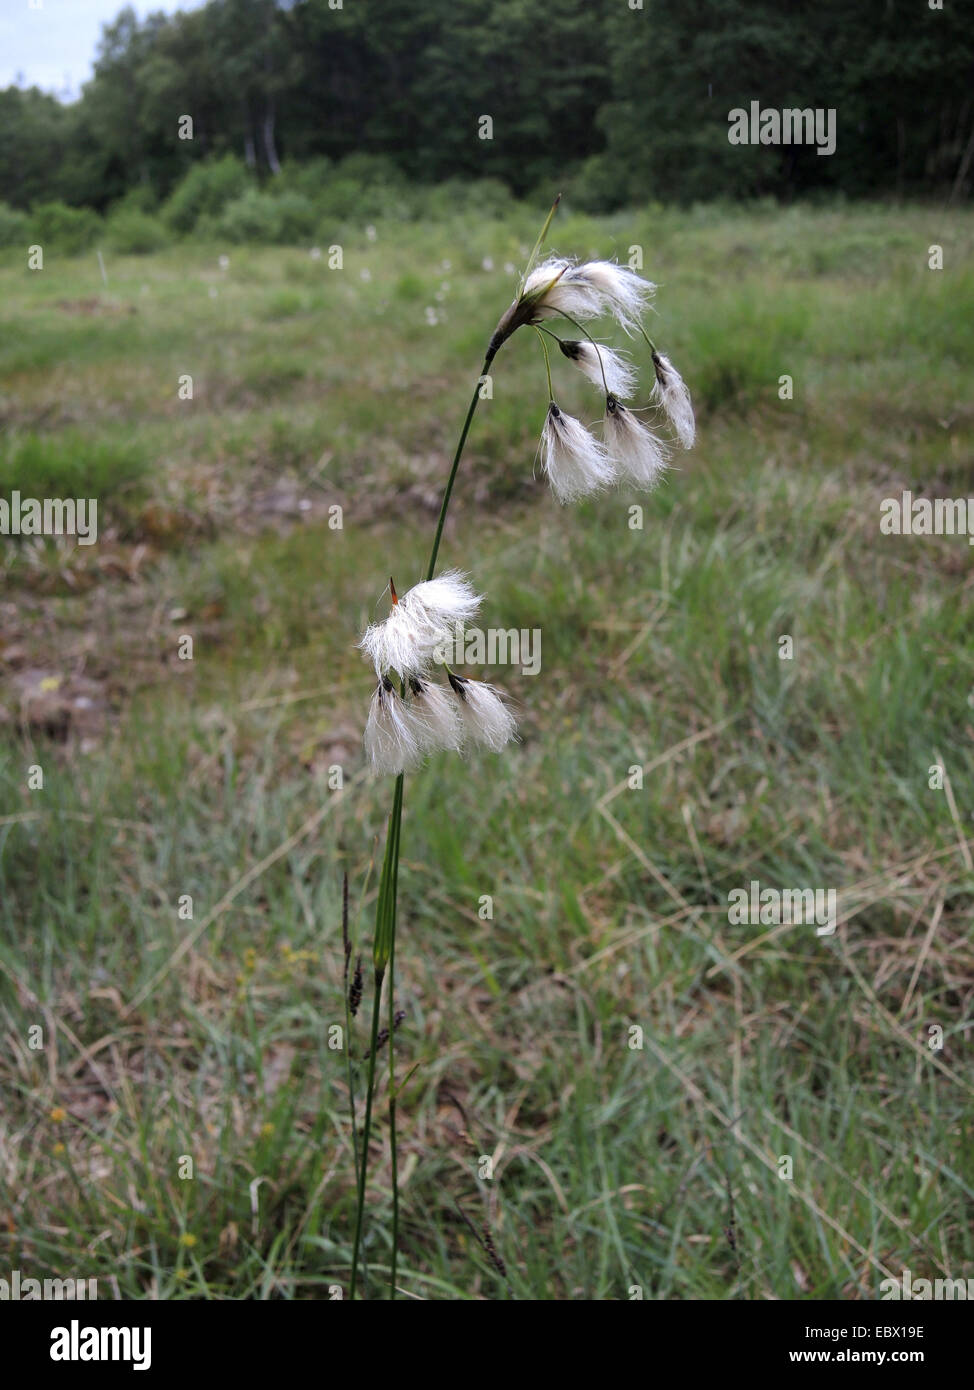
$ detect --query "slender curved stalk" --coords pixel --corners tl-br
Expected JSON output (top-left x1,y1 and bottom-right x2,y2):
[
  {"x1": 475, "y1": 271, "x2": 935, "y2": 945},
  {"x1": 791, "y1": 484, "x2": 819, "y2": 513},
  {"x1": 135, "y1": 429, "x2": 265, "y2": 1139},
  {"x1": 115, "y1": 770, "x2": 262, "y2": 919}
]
[
  {"x1": 349, "y1": 349, "x2": 499, "y2": 1299},
  {"x1": 349, "y1": 774, "x2": 401, "y2": 1299},
  {"x1": 532, "y1": 327, "x2": 554, "y2": 400},
  {"x1": 350, "y1": 199, "x2": 559, "y2": 1298},
  {"x1": 425, "y1": 353, "x2": 495, "y2": 582}
]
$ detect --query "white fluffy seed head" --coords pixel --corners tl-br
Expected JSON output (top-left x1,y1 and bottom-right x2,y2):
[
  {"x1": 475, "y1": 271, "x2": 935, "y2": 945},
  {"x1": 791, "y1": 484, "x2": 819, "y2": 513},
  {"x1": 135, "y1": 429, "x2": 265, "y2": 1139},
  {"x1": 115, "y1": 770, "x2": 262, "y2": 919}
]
[
  {"x1": 540, "y1": 402, "x2": 617, "y2": 504},
  {"x1": 572, "y1": 260, "x2": 656, "y2": 335},
  {"x1": 358, "y1": 569, "x2": 483, "y2": 680},
  {"x1": 449, "y1": 675, "x2": 518, "y2": 752},
  {"x1": 523, "y1": 259, "x2": 655, "y2": 335},
  {"x1": 603, "y1": 396, "x2": 669, "y2": 490},
  {"x1": 652, "y1": 352, "x2": 695, "y2": 449},
  {"x1": 522, "y1": 257, "x2": 604, "y2": 323},
  {"x1": 558, "y1": 339, "x2": 638, "y2": 399},
  {"x1": 364, "y1": 681, "x2": 425, "y2": 777},
  {"x1": 408, "y1": 677, "x2": 464, "y2": 753}
]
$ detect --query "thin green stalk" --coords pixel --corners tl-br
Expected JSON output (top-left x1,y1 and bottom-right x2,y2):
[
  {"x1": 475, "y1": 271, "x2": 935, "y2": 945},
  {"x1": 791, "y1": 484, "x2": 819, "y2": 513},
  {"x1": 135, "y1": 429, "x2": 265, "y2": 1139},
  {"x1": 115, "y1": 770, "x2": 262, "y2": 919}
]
[
  {"x1": 350, "y1": 197, "x2": 559, "y2": 1299},
  {"x1": 521, "y1": 192, "x2": 561, "y2": 286},
  {"x1": 637, "y1": 324, "x2": 659, "y2": 356},
  {"x1": 532, "y1": 326, "x2": 554, "y2": 400},
  {"x1": 349, "y1": 774, "x2": 401, "y2": 1299},
  {"x1": 387, "y1": 784, "x2": 403, "y2": 1299},
  {"x1": 425, "y1": 354, "x2": 494, "y2": 582},
  {"x1": 340, "y1": 873, "x2": 360, "y2": 1191},
  {"x1": 552, "y1": 309, "x2": 611, "y2": 397}
]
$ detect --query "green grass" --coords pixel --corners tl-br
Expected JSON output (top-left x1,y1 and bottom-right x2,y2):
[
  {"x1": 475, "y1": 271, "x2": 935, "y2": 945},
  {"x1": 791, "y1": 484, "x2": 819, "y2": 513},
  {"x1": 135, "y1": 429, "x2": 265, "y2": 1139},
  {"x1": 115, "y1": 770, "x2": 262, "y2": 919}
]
[{"x1": 0, "y1": 201, "x2": 972, "y2": 1300}]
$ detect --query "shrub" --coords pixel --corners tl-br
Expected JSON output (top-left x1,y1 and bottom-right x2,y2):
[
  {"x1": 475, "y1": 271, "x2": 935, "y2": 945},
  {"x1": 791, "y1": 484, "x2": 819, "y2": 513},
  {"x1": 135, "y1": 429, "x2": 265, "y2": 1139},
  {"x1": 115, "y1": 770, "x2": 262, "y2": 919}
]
[
  {"x1": 0, "y1": 202, "x2": 30, "y2": 249},
  {"x1": 216, "y1": 188, "x2": 284, "y2": 244},
  {"x1": 162, "y1": 156, "x2": 252, "y2": 234},
  {"x1": 30, "y1": 201, "x2": 101, "y2": 255},
  {"x1": 567, "y1": 155, "x2": 626, "y2": 215},
  {"x1": 270, "y1": 191, "x2": 317, "y2": 242},
  {"x1": 106, "y1": 208, "x2": 169, "y2": 254}
]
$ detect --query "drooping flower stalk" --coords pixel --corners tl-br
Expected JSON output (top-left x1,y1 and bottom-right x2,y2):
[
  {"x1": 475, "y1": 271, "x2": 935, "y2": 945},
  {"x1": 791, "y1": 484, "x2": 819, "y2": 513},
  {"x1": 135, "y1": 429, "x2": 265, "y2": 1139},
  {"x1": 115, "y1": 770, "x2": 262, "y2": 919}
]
[{"x1": 348, "y1": 196, "x2": 696, "y2": 1299}]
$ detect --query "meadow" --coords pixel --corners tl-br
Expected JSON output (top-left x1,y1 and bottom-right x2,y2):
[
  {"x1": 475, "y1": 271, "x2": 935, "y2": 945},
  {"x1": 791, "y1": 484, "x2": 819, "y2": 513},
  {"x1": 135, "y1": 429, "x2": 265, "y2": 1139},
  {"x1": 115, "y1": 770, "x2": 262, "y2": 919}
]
[{"x1": 0, "y1": 199, "x2": 972, "y2": 1299}]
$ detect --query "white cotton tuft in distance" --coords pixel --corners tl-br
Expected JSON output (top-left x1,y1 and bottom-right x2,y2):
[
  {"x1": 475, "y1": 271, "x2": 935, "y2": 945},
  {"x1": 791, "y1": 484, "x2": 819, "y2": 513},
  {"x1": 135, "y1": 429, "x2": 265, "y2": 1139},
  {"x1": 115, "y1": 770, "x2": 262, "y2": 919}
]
[
  {"x1": 358, "y1": 570, "x2": 483, "y2": 679},
  {"x1": 651, "y1": 351, "x2": 695, "y2": 449},
  {"x1": 603, "y1": 396, "x2": 669, "y2": 490},
  {"x1": 449, "y1": 674, "x2": 518, "y2": 752},
  {"x1": 408, "y1": 677, "x2": 464, "y2": 752},
  {"x1": 363, "y1": 681, "x2": 425, "y2": 777},
  {"x1": 558, "y1": 339, "x2": 638, "y2": 399},
  {"x1": 540, "y1": 402, "x2": 617, "y2": 504}
]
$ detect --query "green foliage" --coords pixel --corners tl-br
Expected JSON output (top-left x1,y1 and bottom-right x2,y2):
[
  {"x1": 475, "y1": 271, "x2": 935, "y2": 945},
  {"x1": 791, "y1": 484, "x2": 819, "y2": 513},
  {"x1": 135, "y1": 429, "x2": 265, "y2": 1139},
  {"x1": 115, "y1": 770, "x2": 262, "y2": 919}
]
[
  {"x1": 3, "y1": 0, "x2": 972, "y2": 217},
  {"x1": 106, "y1": 207, "x2": 170, "y2": 254},
  {"x1": 30, "y1": 202, "x2": 101, "y2": 255},
  {"x1": 0, "y1": 201, "x2": 30, "y2": 248},
  {"x1": 0, "y1": 430, "x2": 150, "y2": 500},
  {"x1": 162, "y1": 155, "x2": 253, "y2": 234}
]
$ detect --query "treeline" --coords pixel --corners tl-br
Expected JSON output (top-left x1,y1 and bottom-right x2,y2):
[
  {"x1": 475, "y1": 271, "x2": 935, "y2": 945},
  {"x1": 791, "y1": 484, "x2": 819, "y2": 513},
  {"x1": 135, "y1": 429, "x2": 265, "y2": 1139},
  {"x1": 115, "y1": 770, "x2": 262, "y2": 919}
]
[{"x1": 2, "y1": 0, "x2": 972, "y2": 216}]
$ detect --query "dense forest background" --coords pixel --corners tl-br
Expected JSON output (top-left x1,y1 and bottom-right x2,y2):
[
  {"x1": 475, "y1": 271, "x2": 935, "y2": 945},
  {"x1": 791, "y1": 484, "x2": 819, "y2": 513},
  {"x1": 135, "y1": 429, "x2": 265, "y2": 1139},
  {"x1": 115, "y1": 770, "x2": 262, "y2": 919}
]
[{"x1": 1, "y1": 0, "x2": 972, "y2": 234}]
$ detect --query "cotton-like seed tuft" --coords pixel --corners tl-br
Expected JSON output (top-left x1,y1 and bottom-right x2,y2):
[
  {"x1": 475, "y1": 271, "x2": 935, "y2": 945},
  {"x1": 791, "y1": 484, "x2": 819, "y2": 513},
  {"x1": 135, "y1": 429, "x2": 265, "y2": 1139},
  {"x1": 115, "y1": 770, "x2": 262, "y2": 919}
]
[
  {"x1": 558, "y1": 339, "x2": 638, "y2": 399},
  {"x1": 651, "y1": 351, "x2": 695, "y2": 449},
  {"x1": 363, "y1": 680, "x2": 424, "y2": 777},
  {"x1": 603, "y1": 396, "x2": 669, "y2": 490},
  {"x1": 359, "y1": 569, "x2": 483, "y2": 680},
  {"x1": 449, "y1": 674, "x2": 518, "y2": 751},
  {"x1": 540, "y1": 402, "x2": 617, "y2": 504}
]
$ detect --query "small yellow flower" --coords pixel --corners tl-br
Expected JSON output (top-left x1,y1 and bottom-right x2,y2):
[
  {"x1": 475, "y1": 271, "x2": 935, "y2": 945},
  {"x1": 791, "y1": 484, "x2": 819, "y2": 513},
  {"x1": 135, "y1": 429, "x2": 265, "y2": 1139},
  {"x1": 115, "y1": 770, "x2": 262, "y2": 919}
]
[
  {"x1": 52, "y1": 1142, "x2": 66, "y2": 1156},
  {"x1": 259, "y1": 1122, "x2": 275, "y2": 1138},
  {"x1": 243, "y1": 948, "x2": 257, "y2": 971},
  {"x1": 175, "y1": 1268, "x2": 189, "y2": 1281},
  {"x1": 50, "y1": 1107, "x2": 67, "y2": 1123},
  {"x1": 178, "y1": 1233, "x2": 197, "y2": 1249}
]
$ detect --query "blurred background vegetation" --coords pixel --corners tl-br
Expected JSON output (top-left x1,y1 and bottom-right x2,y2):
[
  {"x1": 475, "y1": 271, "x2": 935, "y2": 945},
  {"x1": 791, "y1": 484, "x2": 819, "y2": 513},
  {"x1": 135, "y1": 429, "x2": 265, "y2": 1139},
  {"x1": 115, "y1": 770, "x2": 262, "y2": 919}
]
[
  {"x1": 1, "y1": 0, "x2": 973, "y2": 257},
  {"x1": 0, "y1": 0, "x2": 972, "y2": 1302}
]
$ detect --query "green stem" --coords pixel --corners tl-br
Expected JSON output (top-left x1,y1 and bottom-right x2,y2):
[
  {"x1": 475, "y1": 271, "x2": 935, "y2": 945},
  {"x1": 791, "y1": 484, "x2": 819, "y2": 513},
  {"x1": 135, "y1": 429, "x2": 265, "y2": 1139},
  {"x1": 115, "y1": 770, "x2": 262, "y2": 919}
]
[
  {"x1": 532, "y1": 326, "x2": 554, "y2": 401},
  {"x1": 350, "y1": 774, "x2": 402, "y2": 1299},
  {"x1": 426, "y1": 352, "x2": 495, "y2": 581},
  {"x1": 350, "y1": 198, "x2": 556, "y2": 1299},
  {"x1": 521, "y1": 192, "x2": 561, "y2": 287},
  {"x1": 637, "y1": 324, "x2": 659, "y2": 356},
  {"x1": 387, "y1": 786, "x2": 403, "y2": 1299},
  {"x1": 553, "y1": 309, "x2": 611, "y2": 397}
]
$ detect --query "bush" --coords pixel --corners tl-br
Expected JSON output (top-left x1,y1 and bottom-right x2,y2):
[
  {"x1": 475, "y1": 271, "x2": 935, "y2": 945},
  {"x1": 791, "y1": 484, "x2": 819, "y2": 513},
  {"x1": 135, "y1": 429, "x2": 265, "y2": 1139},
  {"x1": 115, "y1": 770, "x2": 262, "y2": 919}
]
[
  {"x1": 274, "y1": 158, "x2": 333, "y2": 201},
  {"x1": 0, "y1": 202, "x2": 30, "y2": 249},
  {"x1": 162, "y1": 155, "x2": 252, "y2": 234},
  {"x1": 216, "y1": 188, "x2": 318, "y2": 245},
  {"x1": 270, "y1": 191, "x2": 317, "y2": 242},
  {"x1": 30, "y1": 201, "x2": 101, "y2": 255},
  {"x1": 106, "y1": 208, "x2": 169, "y2": 254},
  {"x1": 217, "y1": 189, "x2": 284, "y2": 244},
  {"x1": 421, "y1": 177, "x2": 514, "y2": 220},
  {"x1": 567, "y1": 155, "x2": 626, "y2": 215}
]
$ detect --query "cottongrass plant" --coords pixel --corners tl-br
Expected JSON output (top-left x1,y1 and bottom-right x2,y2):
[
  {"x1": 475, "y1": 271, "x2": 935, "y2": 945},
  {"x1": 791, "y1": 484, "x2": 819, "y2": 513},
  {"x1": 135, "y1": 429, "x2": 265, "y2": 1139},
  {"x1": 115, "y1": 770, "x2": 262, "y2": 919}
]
[{"x1": 348, "y1": 196, "x2": 695, "y2": 1298}]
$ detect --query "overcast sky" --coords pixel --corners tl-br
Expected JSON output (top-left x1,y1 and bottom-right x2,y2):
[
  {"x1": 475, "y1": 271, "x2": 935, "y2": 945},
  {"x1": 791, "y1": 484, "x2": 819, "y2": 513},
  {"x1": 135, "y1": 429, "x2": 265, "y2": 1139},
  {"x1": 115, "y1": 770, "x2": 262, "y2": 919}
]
[{"x1": 0, "y1": 0, "x2": 204, "y2": 99}]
